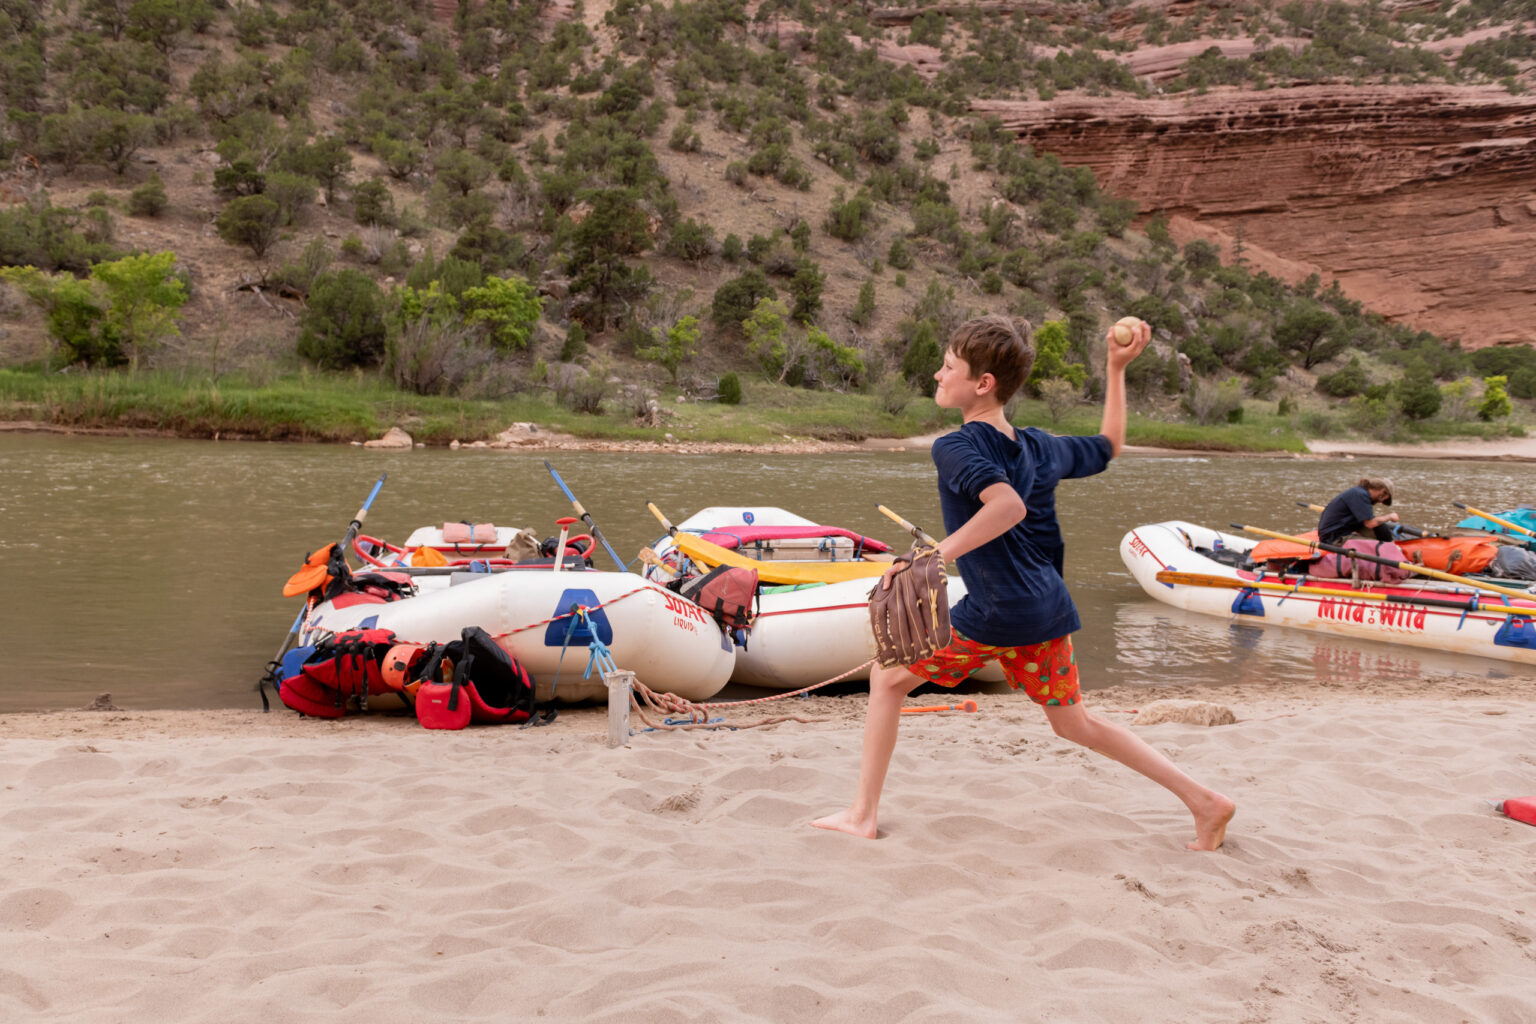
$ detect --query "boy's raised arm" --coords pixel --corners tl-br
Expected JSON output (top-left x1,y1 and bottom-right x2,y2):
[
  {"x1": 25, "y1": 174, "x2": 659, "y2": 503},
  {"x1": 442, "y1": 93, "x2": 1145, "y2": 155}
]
[{"x1": 1100, "y1": 318, "x2": 1152, "y2": 458}]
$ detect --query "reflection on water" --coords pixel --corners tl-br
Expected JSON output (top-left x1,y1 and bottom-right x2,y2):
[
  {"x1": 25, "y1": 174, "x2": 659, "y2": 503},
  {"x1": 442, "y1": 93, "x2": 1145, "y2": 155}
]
[
  {"x1": 1110, "y1": 601, "x2": 1513, "y2": 691},
  {"x1": 1, "y1": 432, "x2": 1531, "y2": 711}
]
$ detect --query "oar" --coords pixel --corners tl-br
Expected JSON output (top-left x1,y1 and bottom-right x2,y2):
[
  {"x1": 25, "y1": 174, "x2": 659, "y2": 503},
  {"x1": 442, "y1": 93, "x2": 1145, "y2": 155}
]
[
  {"x1": 544, "y1": 461, "x2": 625, "y2": 570},
  {"x1": 1453, "y1": 502, "x2": 1536, "y2": 540},
  {"x1": 647, "y1": 501, "x2": 677, "y2": 538},
  {"x1": 264, "y1": 471, "x2": 388, "y2": 710},
  {"x1": 1294, "y1": 501, "x2": 1431, "y2": 539},
  {"x1": 1232, "y1": 523, "x2": 1536, "y2": 602},
  {"x1": 339, "y1": 471, "x2": 389, "y2": 559},
  {"x1": 1154, "y1": 569, "x2": 1536, "y2": 616},
  {"x1": 876, "y1": 504, "x2": 940, "y2": 547}
]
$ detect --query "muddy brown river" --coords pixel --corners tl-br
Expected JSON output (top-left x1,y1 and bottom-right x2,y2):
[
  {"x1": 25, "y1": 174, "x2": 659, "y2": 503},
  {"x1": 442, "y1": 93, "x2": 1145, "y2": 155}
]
[{"x1": 1, "y1": 433, "x2": 1530, "y2": 711}]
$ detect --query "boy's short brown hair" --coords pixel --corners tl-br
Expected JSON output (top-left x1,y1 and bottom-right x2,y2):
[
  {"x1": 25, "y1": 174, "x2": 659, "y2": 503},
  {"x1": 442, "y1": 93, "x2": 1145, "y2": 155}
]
[{"x1": 947, "y1": 315, "x2": 1035, "y2": 405}]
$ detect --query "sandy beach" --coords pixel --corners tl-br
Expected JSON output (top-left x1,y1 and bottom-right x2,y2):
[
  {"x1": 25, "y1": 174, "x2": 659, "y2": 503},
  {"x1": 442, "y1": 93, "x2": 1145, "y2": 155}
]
[{"x1": 4, "y1": 677, "x2": 1534, "y2": 1023}]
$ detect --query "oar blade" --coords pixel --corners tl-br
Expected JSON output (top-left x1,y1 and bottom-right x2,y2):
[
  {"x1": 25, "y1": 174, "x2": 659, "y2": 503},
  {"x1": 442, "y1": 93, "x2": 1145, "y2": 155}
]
[{"x1": 1154, "y1": 570, "x2": 1248, "y2": 590}]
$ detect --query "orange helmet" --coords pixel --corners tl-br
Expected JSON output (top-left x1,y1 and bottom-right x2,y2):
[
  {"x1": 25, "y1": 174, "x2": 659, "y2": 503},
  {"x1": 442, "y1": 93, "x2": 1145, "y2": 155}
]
[{"x1": 380, "y1": 643, "x2": 426, "y2": 695}]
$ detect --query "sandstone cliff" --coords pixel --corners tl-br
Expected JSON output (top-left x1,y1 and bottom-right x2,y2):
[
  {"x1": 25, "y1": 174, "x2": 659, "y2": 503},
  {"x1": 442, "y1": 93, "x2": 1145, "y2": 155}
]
[{"x1": 973, "y1": 85, "x2": 1536, "y2": 349}]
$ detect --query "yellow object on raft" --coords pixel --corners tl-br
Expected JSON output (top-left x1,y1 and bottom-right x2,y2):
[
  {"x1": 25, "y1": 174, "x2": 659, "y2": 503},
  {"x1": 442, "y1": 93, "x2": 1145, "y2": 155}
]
[{"x1": 670, "y1": 533, "x2": 893, "y2": 586}]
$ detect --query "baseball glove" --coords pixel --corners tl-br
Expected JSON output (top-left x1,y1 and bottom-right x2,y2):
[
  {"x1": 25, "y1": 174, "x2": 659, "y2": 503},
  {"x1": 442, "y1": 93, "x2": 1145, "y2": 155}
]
[{"x1": 868, "y1": 546, "x2": 951, "y2": 668}]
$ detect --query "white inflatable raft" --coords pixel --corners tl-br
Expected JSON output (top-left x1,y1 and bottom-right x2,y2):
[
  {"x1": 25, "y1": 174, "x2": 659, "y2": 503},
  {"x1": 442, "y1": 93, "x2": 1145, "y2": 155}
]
[
  {"x1": 648, "y1": 506, "x2": 1001, "y2": 690},
  {"x1": 300, "y1": 568, "x2": 735, "y2": 703},
  {"x1": 1120, "y1": 521, "x2": 1536, "y2": 666}
]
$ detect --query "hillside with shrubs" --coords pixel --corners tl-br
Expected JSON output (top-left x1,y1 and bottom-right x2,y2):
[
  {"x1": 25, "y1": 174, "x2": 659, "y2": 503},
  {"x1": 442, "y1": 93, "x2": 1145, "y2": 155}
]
[{"x1": 1, "y1": 0, "x2": 1532, "y2": 445}]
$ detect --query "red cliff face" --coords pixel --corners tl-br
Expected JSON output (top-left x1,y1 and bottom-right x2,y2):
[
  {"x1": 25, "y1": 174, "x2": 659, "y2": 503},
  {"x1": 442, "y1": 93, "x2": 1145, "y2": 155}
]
[{"x1": 973, "y1": 86, "x2": 1536, "y2": 349}]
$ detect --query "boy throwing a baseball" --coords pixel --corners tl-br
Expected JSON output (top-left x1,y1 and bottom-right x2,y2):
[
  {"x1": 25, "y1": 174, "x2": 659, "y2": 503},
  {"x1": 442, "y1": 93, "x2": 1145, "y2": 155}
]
[{"x1": 812, "y1": 315, "x2": 1234, "y2": 850}]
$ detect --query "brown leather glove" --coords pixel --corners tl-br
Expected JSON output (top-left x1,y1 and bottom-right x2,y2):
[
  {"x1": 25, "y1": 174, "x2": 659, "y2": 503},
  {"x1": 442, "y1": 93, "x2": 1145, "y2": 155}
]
[{"x1": 868, "y1": 545, "x2": 951, "y2": 668}]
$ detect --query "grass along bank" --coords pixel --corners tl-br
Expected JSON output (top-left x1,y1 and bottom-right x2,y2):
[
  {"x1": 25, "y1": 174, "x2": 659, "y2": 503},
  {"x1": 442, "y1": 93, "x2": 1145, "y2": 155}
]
[
  {"x1": 0, "y1": 368, "x2": 951, "y2": 445},
  {"x1": 0, "y1": 367, "x2": 1331, "y2": 451}
]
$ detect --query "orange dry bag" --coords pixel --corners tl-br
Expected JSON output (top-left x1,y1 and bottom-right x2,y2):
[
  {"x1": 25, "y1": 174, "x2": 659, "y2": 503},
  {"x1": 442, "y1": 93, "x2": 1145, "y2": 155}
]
[{"x1": 1397, "y1": 536, "x2": 1498, "y2": 576}]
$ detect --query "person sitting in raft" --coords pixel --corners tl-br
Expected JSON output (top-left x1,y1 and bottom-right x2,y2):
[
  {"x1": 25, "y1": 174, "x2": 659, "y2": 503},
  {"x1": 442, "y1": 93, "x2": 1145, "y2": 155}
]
[{"x1": 1317, "y1": 477, "x2": 1399, "y2": 545}]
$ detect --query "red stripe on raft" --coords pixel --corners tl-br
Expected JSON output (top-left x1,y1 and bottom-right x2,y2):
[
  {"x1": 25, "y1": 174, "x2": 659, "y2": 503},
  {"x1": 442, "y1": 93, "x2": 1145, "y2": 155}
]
[
  {"x1": 755, "y1": 603, "x2": 870, "y2": 619},
  {"x1": 696, "y1": 526, "x2": 892, "y2": 553}
]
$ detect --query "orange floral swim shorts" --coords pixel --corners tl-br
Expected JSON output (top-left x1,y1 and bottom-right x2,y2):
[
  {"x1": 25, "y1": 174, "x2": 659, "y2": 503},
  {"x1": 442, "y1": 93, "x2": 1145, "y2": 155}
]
[{"x1": 905, "y1": 632, "x2": 1080, "y2": 706}]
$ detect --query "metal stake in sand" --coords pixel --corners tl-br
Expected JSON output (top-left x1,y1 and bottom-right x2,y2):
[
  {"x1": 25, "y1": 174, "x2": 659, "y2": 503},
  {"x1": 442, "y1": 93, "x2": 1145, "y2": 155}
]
[{"x1": 604, "y1": 669, "x2": 634, "y2": 748}]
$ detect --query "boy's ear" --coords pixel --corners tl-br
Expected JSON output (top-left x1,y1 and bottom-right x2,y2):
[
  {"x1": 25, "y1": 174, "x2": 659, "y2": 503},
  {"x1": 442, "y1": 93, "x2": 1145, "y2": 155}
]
[{"x1": 975, "y1": 372, "x2": 997, "y2": 396}]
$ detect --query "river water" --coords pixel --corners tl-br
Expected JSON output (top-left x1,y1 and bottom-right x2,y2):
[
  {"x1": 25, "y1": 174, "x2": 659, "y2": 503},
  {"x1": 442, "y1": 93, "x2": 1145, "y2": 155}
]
[{"x1": 2, "y1": 432, "x2": 1531, "y2": 712}]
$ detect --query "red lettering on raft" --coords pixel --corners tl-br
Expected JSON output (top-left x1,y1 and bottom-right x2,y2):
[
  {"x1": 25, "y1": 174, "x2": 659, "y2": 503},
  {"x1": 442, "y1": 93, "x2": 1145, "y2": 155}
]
[{"x1": 1315, "y1": 597, "x2": 1425, "y2": 632}]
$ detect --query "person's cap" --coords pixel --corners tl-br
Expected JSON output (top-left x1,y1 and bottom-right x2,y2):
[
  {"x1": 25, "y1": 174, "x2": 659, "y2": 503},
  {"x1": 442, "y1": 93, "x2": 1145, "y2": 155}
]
[{"x1": 1379, "y1": 478, "x2": 1394, "y2": 505}]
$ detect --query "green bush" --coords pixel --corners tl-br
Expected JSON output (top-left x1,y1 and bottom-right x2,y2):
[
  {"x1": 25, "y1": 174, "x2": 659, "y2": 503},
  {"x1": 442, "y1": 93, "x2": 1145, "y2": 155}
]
[
  {"x1": 128, "y1": 173, "x2": 167, "y2": 217},
  {"x1": 663, "y1": 218, "x2": 714, "y2": 263},
  {"x1": 1182, "y1": 239, "x2": 1221, "y2": 271},
  {"x1": 875, "y1": 371, "x2": 914, "y2": 415},
  {"x1": 1478, "y1": 375, "x2": 1513, "y2": 421},
  {"x1": 215, "y1": 195, "x2": 282, "y2": 258},
  {"x1": 850, "y1": 280, "x2": 876, "y2": 327},
  {"x1": 560, "y1": 323, "x2": 587, "y2": 361},
  {"x1": 825, "y1": 189, "x2": 875, "y2": 241},
  {"x1": 1317, "y1": 356, "x2": 1367, "y2": 397},
  {"x1": 1025, "y1": 320, "x2": 1088, "y2": 395},
  {"x1": 900, "y1": 320, "x2": 942, "y2": 395},
  {"x1": 351, "y1": 178, "x2": 394, "y2": 227},
  {"x1": 711, "y1": 270, "x2": 776, "y2": 331},
  {"x1": 789, "y1": 258, "x2": 825, "y2": 323},
  {"x1": 717, "y1": 372, "x2": 743, "y2": 405},
  {"x1": 1394, "y1": 363, "x2": 1442, "y2": 420},
  {"x1": 297, "y1": 269, "x2": 387, "y2": 368}
]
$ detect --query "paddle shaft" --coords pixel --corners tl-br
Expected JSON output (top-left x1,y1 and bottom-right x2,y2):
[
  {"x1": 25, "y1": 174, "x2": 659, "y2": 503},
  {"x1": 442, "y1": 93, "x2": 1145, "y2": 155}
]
[
  {"x1": 1454, "y1": 502, "x2": 1536, "y2": 540},
  {"x1": 544, "y1": 461, "x2": 625, "y2": 570},
  {"x1": 269, "y1": 602, "x2": 310, "y2": 667},
  {"x1": 1295, "y1": 501, "x2": 1428, "y2": 538},
  {"x1": 901, "y1": 701, "x2": 979, "y2": 714},
  {"x1": 876, "y1": 504, "x2": 939, "y2": 547},
  {"x1": 647, "y1": 501, "x2": 677, "y2": 537},
  {"x1": 1154, "y1": 570, "x2": 1535, "y2": 615},
  {"x1": 266, "y1": 471, "x2": 388, "y2": 704},
  {"x1": 281, "y1": 470, "x2": 387, "y2": 658},
  {"x1": 1233, "y1": 523, "x2": 1535, "y2": 602},
  {"x1": 340, "y1": 472, "x2": 388, "y2": 554}
]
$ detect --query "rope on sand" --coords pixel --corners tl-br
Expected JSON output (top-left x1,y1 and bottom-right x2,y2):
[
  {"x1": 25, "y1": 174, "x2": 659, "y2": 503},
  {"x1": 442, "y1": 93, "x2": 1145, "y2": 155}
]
[
  {"x1": 628, "y1": 658, "x2": 878, "y2": 732},
  {"x1": 481, "y1": 585, "x2": 878, "y2": 731}
]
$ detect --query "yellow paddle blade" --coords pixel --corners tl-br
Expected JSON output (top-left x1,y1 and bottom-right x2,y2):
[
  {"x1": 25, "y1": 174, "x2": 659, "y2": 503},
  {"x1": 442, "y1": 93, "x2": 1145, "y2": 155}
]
[{"x1": 672, "y1": 533, "x2": 891, "y2": 585}]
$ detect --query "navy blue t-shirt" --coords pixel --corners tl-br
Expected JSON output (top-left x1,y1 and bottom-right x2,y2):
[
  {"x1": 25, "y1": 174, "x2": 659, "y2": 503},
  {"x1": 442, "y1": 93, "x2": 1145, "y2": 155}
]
[
  {"x1": 931, "y1": 422, "x2": 1113, "y2": 647},
  {"x1": 1317, "y1": 486, "x2": 1376, "y2": 544}
]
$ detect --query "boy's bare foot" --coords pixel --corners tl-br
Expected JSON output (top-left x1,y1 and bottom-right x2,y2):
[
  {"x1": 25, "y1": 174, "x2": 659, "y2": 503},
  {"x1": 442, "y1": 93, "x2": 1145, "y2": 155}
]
[
  {"x1": 1187, "y1": 793, "x2": 1236, "y2": 851},
  {"x1": 811, "y1": 808, "x2": 878, "y2": 839}
]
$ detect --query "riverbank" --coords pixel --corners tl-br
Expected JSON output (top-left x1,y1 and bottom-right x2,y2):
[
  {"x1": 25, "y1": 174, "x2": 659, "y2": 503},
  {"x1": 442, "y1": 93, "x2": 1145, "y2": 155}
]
[
  {"x1": 0, "y1": 367, "x2": 1311, "y2": 453},
  {"x1": 10, "y1": 367, "x2": 1536, "y2": 460},
  {"x1": 13, "y1": 414, "x2": 1536, "y2": 464},
  {"x1": 3, "y1": 679, "x2": 1533, "y2": 1022}
]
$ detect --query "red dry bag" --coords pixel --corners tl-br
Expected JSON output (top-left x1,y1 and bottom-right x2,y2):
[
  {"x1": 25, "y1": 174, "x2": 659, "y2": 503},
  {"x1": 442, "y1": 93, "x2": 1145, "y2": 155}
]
[{"x1": 1498, "y1": 796, "x2": 1536, "y2": 827}]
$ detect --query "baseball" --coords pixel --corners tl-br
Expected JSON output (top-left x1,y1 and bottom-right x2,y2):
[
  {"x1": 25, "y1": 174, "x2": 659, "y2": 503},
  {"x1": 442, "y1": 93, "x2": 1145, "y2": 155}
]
[{"x1": 1112, "y1": 316, "x2": 1142, "y2": 347}]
